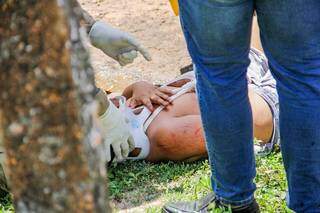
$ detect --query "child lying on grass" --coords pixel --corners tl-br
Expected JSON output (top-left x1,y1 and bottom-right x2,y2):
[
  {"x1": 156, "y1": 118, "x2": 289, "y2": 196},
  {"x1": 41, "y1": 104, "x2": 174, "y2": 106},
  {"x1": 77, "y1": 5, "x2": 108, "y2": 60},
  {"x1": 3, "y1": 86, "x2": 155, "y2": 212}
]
[{"x1": 108, "y1": 48, "x2": 279, "y2": 163}]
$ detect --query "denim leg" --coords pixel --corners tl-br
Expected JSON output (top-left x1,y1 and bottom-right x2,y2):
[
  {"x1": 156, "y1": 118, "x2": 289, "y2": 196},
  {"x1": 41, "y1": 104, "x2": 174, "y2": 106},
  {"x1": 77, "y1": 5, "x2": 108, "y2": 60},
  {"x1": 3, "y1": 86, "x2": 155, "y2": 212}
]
[
  {"x1": 256, "y1": 1, "x2": 320, "y2": 211},
  {"x1": 178, "y1": 0, "x2": 256, "y2": 206}
]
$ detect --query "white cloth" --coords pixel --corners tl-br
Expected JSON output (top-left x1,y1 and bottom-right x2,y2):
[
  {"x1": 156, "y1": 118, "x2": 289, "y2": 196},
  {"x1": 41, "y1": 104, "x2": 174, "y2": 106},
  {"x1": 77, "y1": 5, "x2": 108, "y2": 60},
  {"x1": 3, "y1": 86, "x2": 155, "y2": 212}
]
[{"x1": 117, "y1": 96, "x2": 151, "y2": 160}]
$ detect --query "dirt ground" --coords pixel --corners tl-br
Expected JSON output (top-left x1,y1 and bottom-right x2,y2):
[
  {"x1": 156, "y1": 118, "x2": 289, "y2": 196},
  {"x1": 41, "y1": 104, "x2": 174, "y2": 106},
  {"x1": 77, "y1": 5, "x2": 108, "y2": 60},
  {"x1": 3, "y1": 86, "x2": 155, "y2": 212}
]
[
  {"x1": 79, "y1": 0, "x2": 262, "y2": 92},
  {"x1": 79, "y1": 0, "x2": 191, "y2": 93}
]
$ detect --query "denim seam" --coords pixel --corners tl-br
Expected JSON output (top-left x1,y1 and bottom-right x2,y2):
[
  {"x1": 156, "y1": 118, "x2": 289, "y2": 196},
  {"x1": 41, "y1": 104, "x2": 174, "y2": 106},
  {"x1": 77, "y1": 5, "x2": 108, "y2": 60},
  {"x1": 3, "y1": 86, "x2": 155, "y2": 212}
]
[
  {"x1": 216, "y1": 194, "x2": 255, "y2": 207},
  {"x1": 195, "y1": 0, "x2": 250, "y2": 8}
]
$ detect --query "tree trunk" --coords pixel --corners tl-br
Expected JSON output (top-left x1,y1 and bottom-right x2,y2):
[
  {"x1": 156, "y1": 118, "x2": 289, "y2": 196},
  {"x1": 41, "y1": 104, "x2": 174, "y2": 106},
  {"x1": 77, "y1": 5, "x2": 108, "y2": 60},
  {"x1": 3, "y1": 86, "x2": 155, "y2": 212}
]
[
  {"x1": 0, "y1": 112, "x2": 9, "y2": 198},
  {"x1": 0, "y1": 0, "x2": 109, "y2": 212}
]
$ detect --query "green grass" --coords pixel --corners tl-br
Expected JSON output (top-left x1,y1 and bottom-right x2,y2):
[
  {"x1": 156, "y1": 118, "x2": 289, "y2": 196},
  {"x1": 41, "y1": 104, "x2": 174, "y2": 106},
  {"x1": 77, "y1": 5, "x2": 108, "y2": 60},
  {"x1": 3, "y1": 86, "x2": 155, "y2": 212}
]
[
  {"x1": 108, "y1": 146, "x2": 293, "y2": 212},
  {"x1": 0, "y1": 194, "x2": 13, "y2": 213},
  {"x1": 0, "y1": 147, "x2": 292, "y2": 212}
]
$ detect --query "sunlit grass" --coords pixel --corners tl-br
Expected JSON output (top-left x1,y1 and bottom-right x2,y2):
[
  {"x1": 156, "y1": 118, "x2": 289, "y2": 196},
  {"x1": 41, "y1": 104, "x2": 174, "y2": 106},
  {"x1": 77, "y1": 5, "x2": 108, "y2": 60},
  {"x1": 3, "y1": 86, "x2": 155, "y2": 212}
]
[
  {"x1": 0, "y1": 147, "x2": 292, "y2": 212},
  {"x1": 109, "y1": 147, "x2": 292, "y2": 212}
]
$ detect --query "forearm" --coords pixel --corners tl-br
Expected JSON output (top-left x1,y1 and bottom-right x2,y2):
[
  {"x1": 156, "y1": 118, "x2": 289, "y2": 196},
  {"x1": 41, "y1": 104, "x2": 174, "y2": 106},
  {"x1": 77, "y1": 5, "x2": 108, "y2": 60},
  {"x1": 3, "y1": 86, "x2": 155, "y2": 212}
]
[
  {"x1": 75, "y1": 1, "x2": 96, "y2": 33},
  {"x1": 74, "y1": 2, "x2": 110, "y2": 115}
]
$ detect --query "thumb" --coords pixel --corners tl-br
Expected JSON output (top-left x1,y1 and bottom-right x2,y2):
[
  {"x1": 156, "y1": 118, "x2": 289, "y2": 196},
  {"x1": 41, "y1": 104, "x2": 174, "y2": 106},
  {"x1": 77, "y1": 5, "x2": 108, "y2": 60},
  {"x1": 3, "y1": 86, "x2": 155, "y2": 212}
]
[
  {"x1": 105, "y1": 143, "x2": 111, "y2": 162},
  {"x1": 128, "y1": 135, "x2": 135, "y2": 152},
  {"x1": 112, "y1": 143, "x2": 123, "y2": 161},
  {"x1": 121, "y1": 141, "x2": 129, "y2": 158},
  {"x1": 126, "y1": 36, "x2": 152, "y2": 61}
]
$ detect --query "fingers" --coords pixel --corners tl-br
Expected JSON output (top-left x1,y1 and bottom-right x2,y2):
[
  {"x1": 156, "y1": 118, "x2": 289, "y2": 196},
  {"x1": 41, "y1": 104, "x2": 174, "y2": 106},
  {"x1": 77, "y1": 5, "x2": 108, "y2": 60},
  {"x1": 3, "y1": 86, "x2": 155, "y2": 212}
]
[
  {"x1": 118, "y1": 50, "x2": 137, "y2": 66},
  {"x1": 141, "y1": 97, "x2": 154, "y2": 111},
  {"x1": 112, "y1": 143, "x2": 123, "y2": 161},
  {"x1": 136, "y1": 45, "x2": 152, "y2": 61},
  {"x1": 120, "y1": 141, "x2": 129, "y2": 158},
  {"x1": 126, "y1": 98, "x2": 133, "y2": 107},
  {"x1": 153, "y1": 87, "x2": 174, "y2": 106},
  {"x1": 128, "y1": 135, "x2": 135, "y2": 152},
  {"x1": 150, "y1": 95, "x2": 170, "y2": 107},
  {"x1": 155, "y1": 91, "x2": 169, "y2": 101},
  {"x1": 127, "y1": 98, "x2": 138, "y2": 109},
  {"x1": 129, "y1": 93, "x2": 171, "y2": 109},
  {"x1": 105, "y1": 143, "x2": 111, "y2": 162},
  {"x1": 128, "y1": 96, "x2": 152, "y2": 110},
  {"x1": 155, "y1": 87, "x2": 175, "y2": 101},
  {"x1": 158, "y1": 87, "x2": 174, "y2": 95},
  {"x1": 121, "y1": 50, "x2": 138, "y2": 60},
  {"x1": 126, "y1": 36, "x2": 152, "y2": 61}
]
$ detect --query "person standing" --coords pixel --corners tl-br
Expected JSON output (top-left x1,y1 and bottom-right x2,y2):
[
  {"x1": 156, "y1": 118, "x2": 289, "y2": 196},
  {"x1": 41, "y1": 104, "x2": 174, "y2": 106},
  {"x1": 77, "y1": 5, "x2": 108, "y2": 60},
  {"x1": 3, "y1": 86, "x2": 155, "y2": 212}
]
[{"x1": 163, "y1": 0, "x2": 320, "y2": 212}]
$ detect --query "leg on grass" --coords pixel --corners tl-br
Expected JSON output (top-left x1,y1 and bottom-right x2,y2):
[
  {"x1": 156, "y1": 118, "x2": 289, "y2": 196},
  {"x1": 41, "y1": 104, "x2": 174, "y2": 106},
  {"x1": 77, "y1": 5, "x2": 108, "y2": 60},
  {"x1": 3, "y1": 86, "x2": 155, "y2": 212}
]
[{"x1": 249, "y1": 89, "x2": 273, "y2": 143}]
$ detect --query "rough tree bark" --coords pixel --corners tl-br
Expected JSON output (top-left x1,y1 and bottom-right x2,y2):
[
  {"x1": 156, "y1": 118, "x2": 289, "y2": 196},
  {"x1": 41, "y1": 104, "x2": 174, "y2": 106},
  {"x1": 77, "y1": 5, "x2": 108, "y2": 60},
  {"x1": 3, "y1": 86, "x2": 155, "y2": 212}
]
[
  {"x1": 0, "y1": 112, "x2": 9, "y2": 198},
  {"x1": 0, "y1": 0, "x2": 110, "y2": 212}
]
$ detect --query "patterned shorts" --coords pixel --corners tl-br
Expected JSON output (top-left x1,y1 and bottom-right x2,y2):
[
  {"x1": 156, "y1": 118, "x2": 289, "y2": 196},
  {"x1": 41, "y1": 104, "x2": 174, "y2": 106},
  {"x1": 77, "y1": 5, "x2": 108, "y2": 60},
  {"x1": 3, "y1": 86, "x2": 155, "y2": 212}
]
[{"x1": 247, "y1": 48, "x2": 280, "y2": 156}]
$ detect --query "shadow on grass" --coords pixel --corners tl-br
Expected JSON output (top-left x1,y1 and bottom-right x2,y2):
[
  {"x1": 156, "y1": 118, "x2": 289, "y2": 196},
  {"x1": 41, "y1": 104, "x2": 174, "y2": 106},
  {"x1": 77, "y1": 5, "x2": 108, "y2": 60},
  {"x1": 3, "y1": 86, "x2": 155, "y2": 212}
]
[
  {"x1": 108, "y1": 147, "x2": 291, "y2": 212},
  {"x1": 107, "y1": 159, "x2": 210, "y2": 210}
]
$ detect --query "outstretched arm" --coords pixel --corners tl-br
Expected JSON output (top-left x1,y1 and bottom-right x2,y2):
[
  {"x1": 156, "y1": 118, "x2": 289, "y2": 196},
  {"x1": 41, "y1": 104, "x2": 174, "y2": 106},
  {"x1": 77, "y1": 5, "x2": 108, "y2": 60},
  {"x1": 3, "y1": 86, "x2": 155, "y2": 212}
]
[{"x1": 76, "y1": 1, "x2": 151, "y2": 66}]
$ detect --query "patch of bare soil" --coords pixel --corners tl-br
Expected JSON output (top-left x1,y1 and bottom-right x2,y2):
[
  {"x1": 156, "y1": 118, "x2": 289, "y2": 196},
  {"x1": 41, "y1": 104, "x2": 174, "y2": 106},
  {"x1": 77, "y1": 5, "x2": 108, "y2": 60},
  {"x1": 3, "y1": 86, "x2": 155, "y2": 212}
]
[{"x1": 79, "y1": 0, "x2": 191, "y2": 93}]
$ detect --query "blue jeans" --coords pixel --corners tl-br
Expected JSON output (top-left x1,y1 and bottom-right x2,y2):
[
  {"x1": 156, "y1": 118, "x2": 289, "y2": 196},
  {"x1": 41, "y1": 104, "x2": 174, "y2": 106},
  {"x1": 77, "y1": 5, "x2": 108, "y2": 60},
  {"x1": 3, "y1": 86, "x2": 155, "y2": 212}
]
[{"x1": 178, "y1": 0, "x2": 320, "y2": 211}]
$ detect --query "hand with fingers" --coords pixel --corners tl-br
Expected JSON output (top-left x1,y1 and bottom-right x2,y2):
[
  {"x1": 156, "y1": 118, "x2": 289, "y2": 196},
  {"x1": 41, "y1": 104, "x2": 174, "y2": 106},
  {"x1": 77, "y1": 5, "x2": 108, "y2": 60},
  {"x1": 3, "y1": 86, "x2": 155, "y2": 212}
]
[
  {"x1": 99, "y1": 101, "x2": 135, "y2": 162},
  {"x1": 127, "y1": 81, "x2": 174, "y2": 111},
  {"x1": 89, "y1": 21, "x2": 151, "y2": 66}
]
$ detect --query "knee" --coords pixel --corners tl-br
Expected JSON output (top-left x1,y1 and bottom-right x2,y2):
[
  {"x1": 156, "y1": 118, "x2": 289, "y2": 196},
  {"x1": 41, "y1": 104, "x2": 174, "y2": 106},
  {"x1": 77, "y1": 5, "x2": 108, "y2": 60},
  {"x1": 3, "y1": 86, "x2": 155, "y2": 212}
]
[
  {"x1": 252, "y1": 112, "x2": 274, "y2": 143},
  {"x1": 253, "y1": 114, "x2": 273, "y2": 133},
  {"x1": 253, "y1": 114, "x2": 270, "y2": 128},
  {"x1": 250, "y1": 91, "x2": 274, "y2": 132}
]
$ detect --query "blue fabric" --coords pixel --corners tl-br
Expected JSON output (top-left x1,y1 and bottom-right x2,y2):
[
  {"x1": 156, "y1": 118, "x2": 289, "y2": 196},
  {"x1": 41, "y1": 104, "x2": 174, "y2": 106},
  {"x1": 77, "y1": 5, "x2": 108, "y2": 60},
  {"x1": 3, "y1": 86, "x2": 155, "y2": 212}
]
[{"x1": 178, "y1": 0, "x2": 320, "y2": 211}]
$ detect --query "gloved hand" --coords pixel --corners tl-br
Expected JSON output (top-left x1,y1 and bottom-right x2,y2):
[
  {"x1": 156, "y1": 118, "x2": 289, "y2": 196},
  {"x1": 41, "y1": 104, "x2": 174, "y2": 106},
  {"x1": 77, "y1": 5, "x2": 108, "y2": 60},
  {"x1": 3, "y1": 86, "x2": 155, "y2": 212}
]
[
  {"x1": 89, "y1": 21, "x2": 151, "y2": 66},
  {"x1": 99, "y1": 100, "x2": 135, "y2": 162}
]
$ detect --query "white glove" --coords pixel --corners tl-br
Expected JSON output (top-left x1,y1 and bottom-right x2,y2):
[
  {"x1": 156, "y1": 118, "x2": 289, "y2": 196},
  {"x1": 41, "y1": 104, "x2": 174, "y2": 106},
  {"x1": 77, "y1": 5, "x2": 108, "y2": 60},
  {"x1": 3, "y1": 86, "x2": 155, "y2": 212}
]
[
  {"x1": 99, "y1": 101, "x2": 135, "y2": 162},
  {"x1": 89, "y1": 21, "x2": 151, "y2": 66}
]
